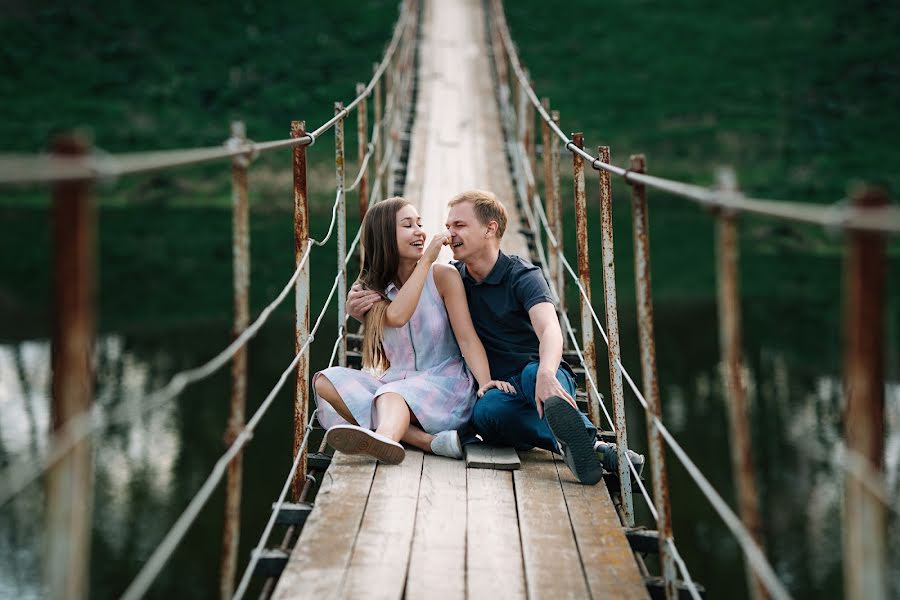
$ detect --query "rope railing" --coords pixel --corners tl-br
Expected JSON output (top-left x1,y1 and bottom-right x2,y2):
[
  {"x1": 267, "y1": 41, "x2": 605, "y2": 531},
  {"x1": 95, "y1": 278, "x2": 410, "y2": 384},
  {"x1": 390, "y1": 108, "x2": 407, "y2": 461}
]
[
  {"x1": 0, "y1": 3, "x2": 412, "y2": 186},
  {"x1": 0, "y1": 237, "x2": 313, "y2": 507},
  {"x1": 122, "y1": 262, "x2": 345, "y2": 600}
]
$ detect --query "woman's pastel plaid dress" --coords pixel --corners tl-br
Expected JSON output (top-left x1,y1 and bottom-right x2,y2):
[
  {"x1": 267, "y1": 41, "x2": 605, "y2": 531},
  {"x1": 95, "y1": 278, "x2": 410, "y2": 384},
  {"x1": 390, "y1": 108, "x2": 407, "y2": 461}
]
[{"x1": 315, "y1": 266, "x2": 476, "y2": 434}]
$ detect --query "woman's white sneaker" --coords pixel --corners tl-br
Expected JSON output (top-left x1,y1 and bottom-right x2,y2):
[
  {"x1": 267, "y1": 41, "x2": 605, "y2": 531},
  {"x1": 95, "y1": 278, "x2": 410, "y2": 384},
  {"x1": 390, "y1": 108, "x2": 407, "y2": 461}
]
[{"x1": 325, "y1": 424, "x2": 406, "y2": 464}]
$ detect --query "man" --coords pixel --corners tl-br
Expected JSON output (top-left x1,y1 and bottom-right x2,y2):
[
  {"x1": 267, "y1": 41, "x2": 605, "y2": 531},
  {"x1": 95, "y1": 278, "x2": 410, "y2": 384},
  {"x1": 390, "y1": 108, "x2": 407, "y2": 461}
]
[{"x1": 349, "y1": 190, "x2": 641, "y2": 484}]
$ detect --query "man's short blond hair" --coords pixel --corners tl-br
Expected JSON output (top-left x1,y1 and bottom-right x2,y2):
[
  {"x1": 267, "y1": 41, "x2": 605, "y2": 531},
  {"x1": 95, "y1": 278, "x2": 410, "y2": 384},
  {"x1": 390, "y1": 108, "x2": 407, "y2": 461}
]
[{"x1": 448, "y1": 190, "x2": 508, "y2": 238}]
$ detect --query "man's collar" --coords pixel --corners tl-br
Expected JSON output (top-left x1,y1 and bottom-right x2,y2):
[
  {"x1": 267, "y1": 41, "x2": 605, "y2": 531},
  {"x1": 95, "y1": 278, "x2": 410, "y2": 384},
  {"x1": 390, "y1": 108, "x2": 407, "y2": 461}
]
[{"x1": 460, "y1": 251, "x2": 510, "y2": 284}]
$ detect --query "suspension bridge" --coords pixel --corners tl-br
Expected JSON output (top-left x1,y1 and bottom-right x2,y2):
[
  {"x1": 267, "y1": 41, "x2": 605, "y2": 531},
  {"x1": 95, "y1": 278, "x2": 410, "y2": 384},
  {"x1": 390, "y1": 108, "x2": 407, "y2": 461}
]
[{"x1": 0, "y1": 0, "x2": 897, "y2": 599}]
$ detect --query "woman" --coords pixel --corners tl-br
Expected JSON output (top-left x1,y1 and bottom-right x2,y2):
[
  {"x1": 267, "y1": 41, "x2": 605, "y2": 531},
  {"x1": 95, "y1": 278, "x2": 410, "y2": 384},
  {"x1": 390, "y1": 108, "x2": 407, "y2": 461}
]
[{"x1": 314, "y1": 197, "x2": 512, "y2": 464}]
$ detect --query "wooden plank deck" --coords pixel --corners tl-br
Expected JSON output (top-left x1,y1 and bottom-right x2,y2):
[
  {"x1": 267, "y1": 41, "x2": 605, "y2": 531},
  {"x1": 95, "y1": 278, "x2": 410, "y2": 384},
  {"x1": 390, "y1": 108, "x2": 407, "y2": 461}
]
[
  {"x1": 273, "y1": 449, "x2": 647, "y2": 599},
  {"x1": 273, "y1": 0, "x2": 647, "y2": 597}
]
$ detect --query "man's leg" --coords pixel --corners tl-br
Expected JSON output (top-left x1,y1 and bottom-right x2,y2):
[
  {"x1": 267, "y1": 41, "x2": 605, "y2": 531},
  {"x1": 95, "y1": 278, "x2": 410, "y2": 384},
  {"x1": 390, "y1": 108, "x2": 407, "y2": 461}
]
[
  {"x1": 519, "y1": 361, "x2": 602, "y2": 485},
  {"x1": 518, "y1": 362, "x2": 597, "y2": 443},
  {"x1": 471, "y1": 374, "x2": 557, "y2": 452}
]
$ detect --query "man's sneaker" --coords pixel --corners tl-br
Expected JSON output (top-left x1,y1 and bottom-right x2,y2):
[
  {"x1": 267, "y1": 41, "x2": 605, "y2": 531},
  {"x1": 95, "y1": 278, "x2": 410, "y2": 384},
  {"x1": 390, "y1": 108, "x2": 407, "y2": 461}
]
[
  {"x1": 595, "y1": 440, "x2": 645, "y2": 479},
  {"x1": 544, "y1": 396, "x2": 602, "y2": 485},
  {"x1": 431, "y1": 430, "x2": 464, "y2": 459}
]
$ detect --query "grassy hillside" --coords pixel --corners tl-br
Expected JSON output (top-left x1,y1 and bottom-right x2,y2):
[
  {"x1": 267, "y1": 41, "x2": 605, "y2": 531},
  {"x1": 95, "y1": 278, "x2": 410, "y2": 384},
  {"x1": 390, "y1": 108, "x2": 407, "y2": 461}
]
[{"x1": 505, "y1": 0, "x2": 900, "y2": 202}]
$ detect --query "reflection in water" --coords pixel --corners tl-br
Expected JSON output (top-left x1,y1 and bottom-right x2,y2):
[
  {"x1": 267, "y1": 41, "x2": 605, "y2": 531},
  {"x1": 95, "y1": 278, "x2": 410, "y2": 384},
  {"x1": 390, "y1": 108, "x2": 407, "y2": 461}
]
[{"x1": 0, "y1": 308, "x2": 897, "y2": 598}]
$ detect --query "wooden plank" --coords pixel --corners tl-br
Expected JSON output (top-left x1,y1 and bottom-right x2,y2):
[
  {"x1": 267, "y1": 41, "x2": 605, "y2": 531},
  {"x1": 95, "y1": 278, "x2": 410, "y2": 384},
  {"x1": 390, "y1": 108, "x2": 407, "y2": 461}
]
[
  {"x1": 465, "y1": 444, "x2": 521, "y2": 470},
  {"x1": 466, "y1": 467, "x2": 526, "y2": 599},
  {"x1": 271, "y1": 452, "x2": 376, "y2": 600},
  {"x1": 406, "y1": 454, "x2": 467, "y2": 600},
  {"x1": 514, "y1": 449, "x2": 591, "y2": 599},
  {"x1": 338, "y1": 449, "x2": 425, "y2": 599},
  {"x1": 555, "y1": 459, "x2": 650, "y2": 599}
]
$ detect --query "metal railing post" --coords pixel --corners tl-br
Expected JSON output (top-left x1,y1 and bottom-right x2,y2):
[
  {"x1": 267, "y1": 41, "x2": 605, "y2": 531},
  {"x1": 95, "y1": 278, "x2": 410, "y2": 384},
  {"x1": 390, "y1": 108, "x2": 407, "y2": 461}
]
[
  {"x1": 842, "y1": 185, "x2": 889, "y2": 600},
  {"x1": 524, "y1": 78, "x2": 539, "y2": 250},
  {"x1": 550, "y1": 110, "x2": 564, "y2": 314},
  {"x1": 570, "y1": 133, "x2": 602, "y2": 430},
  {"x1": 627, "y1": 154, "x2": 675, "y2": 597},
  {"x1": 373, "y1": 63, "x2": 383, "y2": 201},
  {"x1": 356, "y1": 83, "x2": 369, "y2": 220},
  {"x1": 47, "y1": 133, "x2": 95, "y2": 600},
  {"x1": 541, "y1": 98, "x2": 565, "y2": 300},
  {"x1": 335, "y1": 103, "x2": 348, "y2": 368},
  {"x1": 385, "y1": 59, "x2": 396, "y2": 199},
  {"x1": 291, "y1": 120, "x2": 310, "y2": 501},
  {"x1": 596, "y1": 145, "x2": 634, "y2": 526},
  {"x1": 715, "y1": 169, "x2": 767, "y2": 600},
  {"x1": 220, "y1": 121, "x2": 250, "y2": 600}
]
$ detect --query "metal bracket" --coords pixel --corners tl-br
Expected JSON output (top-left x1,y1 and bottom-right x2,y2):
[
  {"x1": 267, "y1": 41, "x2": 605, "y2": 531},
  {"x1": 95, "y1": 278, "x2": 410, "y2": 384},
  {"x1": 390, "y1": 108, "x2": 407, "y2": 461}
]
[{"x1": 273, "y1": 502, "x2": 313, "y2": 526}]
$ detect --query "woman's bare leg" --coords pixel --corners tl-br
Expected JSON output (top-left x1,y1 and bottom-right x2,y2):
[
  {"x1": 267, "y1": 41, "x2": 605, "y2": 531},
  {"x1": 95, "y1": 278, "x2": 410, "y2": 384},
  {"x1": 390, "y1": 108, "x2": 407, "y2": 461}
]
[
  {"x1": 373, "y1": 392, "x2": 412, "y2": 442},
  {"x1": 402, "y1": 424, "x2": 435, "y2": 452},
  {"x1": 314, "y1": 374, "x2": 359, "y2": 425}
]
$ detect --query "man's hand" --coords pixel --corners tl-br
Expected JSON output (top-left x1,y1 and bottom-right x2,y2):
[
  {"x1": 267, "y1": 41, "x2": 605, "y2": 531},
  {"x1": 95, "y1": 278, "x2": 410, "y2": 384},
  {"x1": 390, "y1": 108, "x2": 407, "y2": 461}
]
[
  {"x1": 534, "y1": 366, "x2": 577, "y2": 418},
  {"x1": 347, "y1": 282, "x2": 382, "y2": 322}
]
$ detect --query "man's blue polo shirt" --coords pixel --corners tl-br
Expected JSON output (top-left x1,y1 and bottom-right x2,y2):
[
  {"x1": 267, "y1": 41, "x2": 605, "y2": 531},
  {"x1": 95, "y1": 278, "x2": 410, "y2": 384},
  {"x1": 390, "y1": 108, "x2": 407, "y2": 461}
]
[{"x1": 453, "y1": 251, "x2": 566, "y2": 381}]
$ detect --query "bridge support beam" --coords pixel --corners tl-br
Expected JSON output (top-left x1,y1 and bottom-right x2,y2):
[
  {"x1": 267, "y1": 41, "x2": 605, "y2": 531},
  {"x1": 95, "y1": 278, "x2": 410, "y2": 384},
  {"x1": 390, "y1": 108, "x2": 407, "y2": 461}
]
[
  {"x1": 593, "y1": 142, "x2": 633, "y2": 526},
  {"x1": 842, "y1": 185, "x2": 888, "y2": 600},
  {"x1": 627, "y1": 154, "x2": 676, "y2": 599},
  {"x1": 48, "y1": 133, "x2": 95, "y2": 600},
  {"x1": 291, "y1": 120, "x2": 310, "y2": 501},
  {"x1": 714, "y1": 169, "x2": 767, "y2": 600},
  {"x1": 220, "y1": 120, "x2": 251, "y2": 600},
  {"x1": 335, "y1": 103, "x2": 348, "y2": 368}
]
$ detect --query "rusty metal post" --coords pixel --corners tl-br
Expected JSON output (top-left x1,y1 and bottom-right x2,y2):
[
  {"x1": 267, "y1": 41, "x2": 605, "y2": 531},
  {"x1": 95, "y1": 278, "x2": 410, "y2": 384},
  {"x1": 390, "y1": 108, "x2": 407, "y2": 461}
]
[
  {"x1": 715, "y1": 169, "x2": 767, "y2": 600},
  {"x1": 385, "y1": 60, "x2": 396, "y2": 199},
  {"x1": 842, "y1": 186, "x2": 888, "y2": 600},
  {"x1": 550, "y1": 110, "x2": 565, "y2": 313},
  {"x1": 291, "y1": 120, "x2": 310, "y2": 501},
  {"x1": 373, "y1": 62, "x2": 383, "y2": 201},
  {"x1": 595, "y1": 145, "x2": 634, "y2": 526},
  {"x1": 356, "y1": 83, "x2": 369, "y2": 221},
  {"x1": 47, "y1": 134, "x2": 95, "y2": 600},
  {"x1": 627, "y1": 154, "x2": 675, "y2": 597},
  {"x1": 571, "y1": 133, "x2": 603, "y2": 440},
  {"x1": 524, "y1": 77, "x2": 540, "y2": 251},
  {"x1": 541, "y1": 99, "x2": 560, "y2": 298},
  {"x1": 219, "y1": 121, "x2": 250, "y2": 600},
  {"x1": 335, "y1": 103, "x2": 348, "y2": 368}
]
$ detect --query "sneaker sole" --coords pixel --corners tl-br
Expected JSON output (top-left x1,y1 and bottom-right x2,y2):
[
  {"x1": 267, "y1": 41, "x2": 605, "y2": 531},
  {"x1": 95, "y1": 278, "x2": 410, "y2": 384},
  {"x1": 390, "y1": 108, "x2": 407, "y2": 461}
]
[
  {"x1": 544, "y1": 397, "x2": 602, "y2": 485},
  {"x1": 326, "y1": 426, "x2": 406, "y2": 465}
]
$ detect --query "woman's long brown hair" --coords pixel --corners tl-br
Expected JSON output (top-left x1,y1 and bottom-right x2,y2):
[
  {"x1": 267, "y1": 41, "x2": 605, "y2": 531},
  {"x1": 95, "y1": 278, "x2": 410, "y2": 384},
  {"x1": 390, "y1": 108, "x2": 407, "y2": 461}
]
[{"x1": 358, "y1": 197, "x2": 409, "y2": 371}]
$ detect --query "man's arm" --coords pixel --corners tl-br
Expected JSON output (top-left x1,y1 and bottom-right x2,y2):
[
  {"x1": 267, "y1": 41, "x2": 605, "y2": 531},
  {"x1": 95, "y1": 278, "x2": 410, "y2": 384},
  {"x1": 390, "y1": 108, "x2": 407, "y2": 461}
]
[
  {"x1": 528, "y1": 302, "x2": 577, "y2": 417},
  {"x1": 346, "y1": 282, "x2": 382, "y2": 322}
]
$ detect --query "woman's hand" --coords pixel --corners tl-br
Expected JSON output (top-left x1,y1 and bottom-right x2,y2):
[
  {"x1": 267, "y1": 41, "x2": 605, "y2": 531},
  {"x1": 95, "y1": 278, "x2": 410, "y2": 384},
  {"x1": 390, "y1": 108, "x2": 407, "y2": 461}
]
[
  {"x1": 477, "y1": 380, "x2": 515, "y2": 398},
  {"x1": 423, "y1": 232, "x2": 450, "y2": 264}
]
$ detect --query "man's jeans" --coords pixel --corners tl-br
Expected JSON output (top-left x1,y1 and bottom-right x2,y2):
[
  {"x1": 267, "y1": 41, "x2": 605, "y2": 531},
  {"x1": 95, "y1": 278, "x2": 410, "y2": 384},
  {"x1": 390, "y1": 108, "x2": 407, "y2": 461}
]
[{"x1": 471, "y1": 360, "x2": 596, "y2": 452}]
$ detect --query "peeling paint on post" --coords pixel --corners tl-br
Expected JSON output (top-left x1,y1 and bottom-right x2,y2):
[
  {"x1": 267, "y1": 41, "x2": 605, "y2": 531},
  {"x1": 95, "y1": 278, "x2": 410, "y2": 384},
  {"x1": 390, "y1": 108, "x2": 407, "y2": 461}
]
[
  {"x1": 541, "y1": 98, "x2": 560, "y2": 302},
  {"x1": 356, "y1": 83, "x2": 369, "y2": 221},
  {"x1": 842, "y1": 186, "x2": 888, "y2": 600},
  {"x1": 715, "y1": 169, "x2": 767, "y2": 600},
  {"x1": 595, "y1": 145, "x2": 634, "y2": 527},
  {"x1": 373, "y1": 62, "x2": 383, "y2": 203},
  {"x1": 335, "y1": 104, "x2": 348, "y2": 368},
  {"x1": 47, "y1": 134, "x2": 95, "y2": 600},
  {"x1": 627, "y1": 154, "x2": 675, "y2": 598},
  {"x1": 550, "y1": 110, "x2": 564, "y2": 313},
  {"x1": 571, "y1": 134, "x2": 602, "y2": 433},
  {"x1": 291, "y1": 120, "x2": 310, "y2": 501},
  {"x1": 220, "y1": 121, "x2": 250, "y2": 600}
]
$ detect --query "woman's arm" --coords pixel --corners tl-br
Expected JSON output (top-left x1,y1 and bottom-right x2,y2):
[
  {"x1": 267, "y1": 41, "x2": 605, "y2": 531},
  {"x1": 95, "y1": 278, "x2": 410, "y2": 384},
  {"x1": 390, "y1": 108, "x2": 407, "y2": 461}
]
[
  {"x1": 433, "y1": 264, "x2": 511, "y2": 396},
  {"x1": 384, "y1": 233, "x2": 447, "y2": 328}
]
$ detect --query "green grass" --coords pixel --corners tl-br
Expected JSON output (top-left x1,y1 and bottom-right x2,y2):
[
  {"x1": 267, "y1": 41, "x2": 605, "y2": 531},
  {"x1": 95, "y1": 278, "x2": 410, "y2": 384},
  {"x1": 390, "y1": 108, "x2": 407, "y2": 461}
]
[{"x1": 505, "y1": 0, "x2": 900, "y2": 202}]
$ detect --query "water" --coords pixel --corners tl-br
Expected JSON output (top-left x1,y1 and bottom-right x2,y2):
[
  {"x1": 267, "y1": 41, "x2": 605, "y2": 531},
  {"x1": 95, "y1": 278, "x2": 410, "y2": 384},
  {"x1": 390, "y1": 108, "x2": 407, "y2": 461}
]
[{"x1": 1, "y1": 248, "x2": 898, "y2": 599}]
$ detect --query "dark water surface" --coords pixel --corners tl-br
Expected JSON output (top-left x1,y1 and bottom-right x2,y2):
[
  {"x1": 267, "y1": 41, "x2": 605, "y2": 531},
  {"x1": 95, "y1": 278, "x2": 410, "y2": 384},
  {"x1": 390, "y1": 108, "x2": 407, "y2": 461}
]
[{"x1": 1, "y1": 216, "x2": 898, "y2": 599}]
